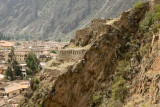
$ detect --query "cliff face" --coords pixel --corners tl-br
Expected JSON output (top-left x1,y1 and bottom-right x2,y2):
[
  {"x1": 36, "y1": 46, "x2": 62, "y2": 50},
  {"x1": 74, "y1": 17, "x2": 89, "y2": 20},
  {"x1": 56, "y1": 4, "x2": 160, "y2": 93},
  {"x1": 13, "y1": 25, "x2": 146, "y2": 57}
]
[
  {"x1": 20, "y1": 1, "x2": 160, "y2": 106},
  {"x1": 43, "y1": 3, "x2": 150, "y2": 107},
  {"x1": 0, "y1": 0, "x2": 147, "y2": 40}
]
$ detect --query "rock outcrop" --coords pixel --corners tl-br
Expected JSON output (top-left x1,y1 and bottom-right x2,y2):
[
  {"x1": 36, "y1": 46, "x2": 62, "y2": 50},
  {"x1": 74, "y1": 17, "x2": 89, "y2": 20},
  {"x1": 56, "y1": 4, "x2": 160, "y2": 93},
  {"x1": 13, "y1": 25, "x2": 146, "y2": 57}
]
[{"x1": 19, "y1": 1, "x2": 156, "y2": 107}]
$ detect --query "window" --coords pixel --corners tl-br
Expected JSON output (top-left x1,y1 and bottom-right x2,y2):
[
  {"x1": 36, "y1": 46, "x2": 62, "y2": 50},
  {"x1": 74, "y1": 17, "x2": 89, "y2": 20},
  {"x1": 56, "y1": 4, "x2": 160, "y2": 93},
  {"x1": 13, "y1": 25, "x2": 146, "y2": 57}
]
[{"x1": 13, "y1": 93, "x2": 17, "y2": 96}]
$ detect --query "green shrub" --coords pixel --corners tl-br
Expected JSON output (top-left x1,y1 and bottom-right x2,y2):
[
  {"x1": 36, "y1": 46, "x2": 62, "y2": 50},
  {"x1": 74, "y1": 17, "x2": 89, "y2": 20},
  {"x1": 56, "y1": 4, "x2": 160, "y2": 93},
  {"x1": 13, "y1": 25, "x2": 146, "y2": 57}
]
[
  {"x1": 114, "y1": 60, "x2": 131, "y2": 82},
  {"x1": 50, "y1": 50, "x2": 57, "y2": 54},
  {"x1": 36, "y1": 85, "x2": 39, "y2": 90},
  {"x1": 26, "y1": 69, "x2": 33, "y2": 75},
  {"x1": 134, "y1": 2, "x2": 145, "y2": 10},
  {"x1": 112, "y1": 78, "x2": 127, "y2": 102},
  {"x1": 139, "y1": 11, "x2": 154, "y2": 32},
  {"x1": 92, "y1": 93, "x2": 102, "y2": 104},
  {"x1": 139, "y1": 4, "x2": 160, "y2": 32},
  {"x1": 146, "y1": 88, "x2": 149, "y2": 93},
  {"x1": 35, "y1": 78, "x2": 39, "y2": 84},
  {"x1": 150, "y1": 22, "x2": 160, "y2": 33},
  {"x1": 139, "y1": 42, "x2": 151, "y2": 57},
  {"x1": 154, "y1": 12, "x2": 160, "y2": 21},
  {"x1": 153, "y1": 4, "x2": 160, "y2": 21}
]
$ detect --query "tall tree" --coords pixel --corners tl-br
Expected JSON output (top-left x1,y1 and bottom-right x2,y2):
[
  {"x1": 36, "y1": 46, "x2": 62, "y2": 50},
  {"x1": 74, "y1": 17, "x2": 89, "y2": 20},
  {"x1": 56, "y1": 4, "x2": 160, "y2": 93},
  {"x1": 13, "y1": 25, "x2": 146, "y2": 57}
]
[
  {"x1": 6, "y1": 66, "x2": 13, "y2": 81},
  {"x1": 8, "y1": 48, "x2": 15, "y2": 63},
  {"x1": 26, "y1": 52, "x2": 40, "y2": 74},
  {"x1": 7, "y1": 48, "x2": 22, "y2": 79},
  {"x1": 12, "y1": 60, "x2": 22, "y2": 77}
]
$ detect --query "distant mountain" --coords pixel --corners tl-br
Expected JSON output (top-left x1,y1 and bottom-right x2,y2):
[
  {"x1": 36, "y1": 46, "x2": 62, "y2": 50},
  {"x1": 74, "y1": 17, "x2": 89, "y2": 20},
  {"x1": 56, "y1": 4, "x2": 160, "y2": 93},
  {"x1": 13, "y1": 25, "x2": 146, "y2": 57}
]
[{"x1": 0, "y1": 0, "x2": 147, "y2": 41}]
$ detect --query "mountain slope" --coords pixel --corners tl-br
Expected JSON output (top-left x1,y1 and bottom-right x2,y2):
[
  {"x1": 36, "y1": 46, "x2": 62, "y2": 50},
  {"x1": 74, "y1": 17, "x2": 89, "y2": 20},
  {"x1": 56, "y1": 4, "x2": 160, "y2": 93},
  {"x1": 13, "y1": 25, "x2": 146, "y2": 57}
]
[
  {"x1": 19, "y1": 0, "x2": 160, "y2": 106},
  {"x1": 0, "y1": 0, "x2": 146, "y2": 40}
]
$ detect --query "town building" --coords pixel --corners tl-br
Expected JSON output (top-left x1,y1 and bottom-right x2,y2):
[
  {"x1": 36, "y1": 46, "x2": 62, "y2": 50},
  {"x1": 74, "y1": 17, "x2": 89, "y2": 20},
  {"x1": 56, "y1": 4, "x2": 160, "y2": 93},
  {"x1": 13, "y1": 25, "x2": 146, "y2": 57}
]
[
  {"x1": 15, "y1": 50, "x2": 28, "y2": 64},
  {"x1": 0, "y1": 41, "x2": 14, "y2": 50},
  {"x1": 0, "y1": 81, "x2": 30, "y2": 98}
]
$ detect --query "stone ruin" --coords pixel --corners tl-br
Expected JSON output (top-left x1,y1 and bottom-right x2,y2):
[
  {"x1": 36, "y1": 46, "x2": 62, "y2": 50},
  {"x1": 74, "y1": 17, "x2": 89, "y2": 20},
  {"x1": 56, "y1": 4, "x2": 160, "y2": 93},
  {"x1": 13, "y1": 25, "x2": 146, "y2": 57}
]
[
  {"x1": 74, "y1": 27, "x2": 91, "y2": 46},
  {"x1": 72, "y1": 18, "x2": 108, "y2": 46},
  {"x1": 91, "y1": 18, "x2": 106, "y2": 29},
  {"x1": 58, "y1": 18, "x2": 106, "y2": 61},
  {"x1": 56, "y1": 49, "x2": 86, "y2": 61}
]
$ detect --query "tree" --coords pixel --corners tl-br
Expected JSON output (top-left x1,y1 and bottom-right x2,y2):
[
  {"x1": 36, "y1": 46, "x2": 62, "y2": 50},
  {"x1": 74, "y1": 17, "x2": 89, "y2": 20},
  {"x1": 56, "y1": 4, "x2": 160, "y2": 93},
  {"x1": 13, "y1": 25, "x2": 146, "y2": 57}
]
[
  {"x1": 6, "y1": 67, "x2": 13, "y2": 81},
  {"x1": 14, "y1": 64, "x2": 22, "y2": 77},
  {"x1": 7, "y1": 48, "x2": 22, "y2": 79},
  {"x1": 8, "y1": 48, "x2": 15, "y2": 63},
  {"x1": 26, "y1": 52, "x2": 40, "y2": 74}
]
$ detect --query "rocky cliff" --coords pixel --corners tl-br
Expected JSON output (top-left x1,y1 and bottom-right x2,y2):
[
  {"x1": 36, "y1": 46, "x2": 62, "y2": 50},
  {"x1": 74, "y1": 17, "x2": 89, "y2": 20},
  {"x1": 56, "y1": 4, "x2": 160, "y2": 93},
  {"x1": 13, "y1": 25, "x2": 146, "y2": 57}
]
[
  {"x1": 0, "y1": 0, "x2": 147, "y2": 40},
  {"x1": 19, "y1": 0, "x2": 160, "y2": 107}
]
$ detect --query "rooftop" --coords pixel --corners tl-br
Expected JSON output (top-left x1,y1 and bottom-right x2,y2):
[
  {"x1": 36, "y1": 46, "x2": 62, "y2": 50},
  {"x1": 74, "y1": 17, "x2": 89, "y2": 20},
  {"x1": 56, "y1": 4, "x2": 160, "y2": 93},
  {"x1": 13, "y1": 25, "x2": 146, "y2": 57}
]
[{"x1": 0, "y1": 41, "x2": 14, "y2": 47}]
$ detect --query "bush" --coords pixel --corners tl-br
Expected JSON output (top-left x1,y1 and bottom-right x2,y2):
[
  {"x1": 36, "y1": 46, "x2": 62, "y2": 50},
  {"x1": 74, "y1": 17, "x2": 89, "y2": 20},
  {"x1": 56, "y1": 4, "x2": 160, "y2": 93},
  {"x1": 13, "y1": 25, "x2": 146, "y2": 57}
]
[
  {"x1": 153, "y1": 4, "x2": 160, "y2": 21},
  {"x1": 114, "y1": 60, "x2": 131, "y2": 82},
  {"x1": 50, "y1": 50, "x2": 57, "y2": 54},
  {"x1": 150, "y1": 22, "x2": 160, "y2": 33},
  {"x1": 35, "y1": 78, "x2": 39, "y2": 84},
  {"x1": 138, "y1": 4, "x2": 160, "y2": 32},
  {"x1": 92, "y1": 93, "x2": 102, "y2": 104},
  {"x1": 134, "y1": 2, "x2": 145, "y2": 10},
  {"x1": 144, "y1": 4, "x2": 160, "y2": 33},
  {"x1": 139, "y1": 42, "x2": 151, "y2": 57},
  {"x1": 139, "y1": 11, "x2": 154, "y2": 32},
  {"x1": 112, "y1": 78, "x2": 127, "y2": 102}
]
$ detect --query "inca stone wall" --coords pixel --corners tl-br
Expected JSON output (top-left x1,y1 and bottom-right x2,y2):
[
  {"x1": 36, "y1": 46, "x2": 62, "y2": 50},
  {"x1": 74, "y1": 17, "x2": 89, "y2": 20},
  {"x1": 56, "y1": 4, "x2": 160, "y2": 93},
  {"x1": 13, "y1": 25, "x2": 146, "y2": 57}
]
[
  {"x1": 72, "y1": 18, "x2": 107, "y2": 46},
  {"x1": 91, "y1": 18, "x2": 106, "y2": 29},
  {"x1": 57, "y1": 49, "x2": 86, "y2": 61}
]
